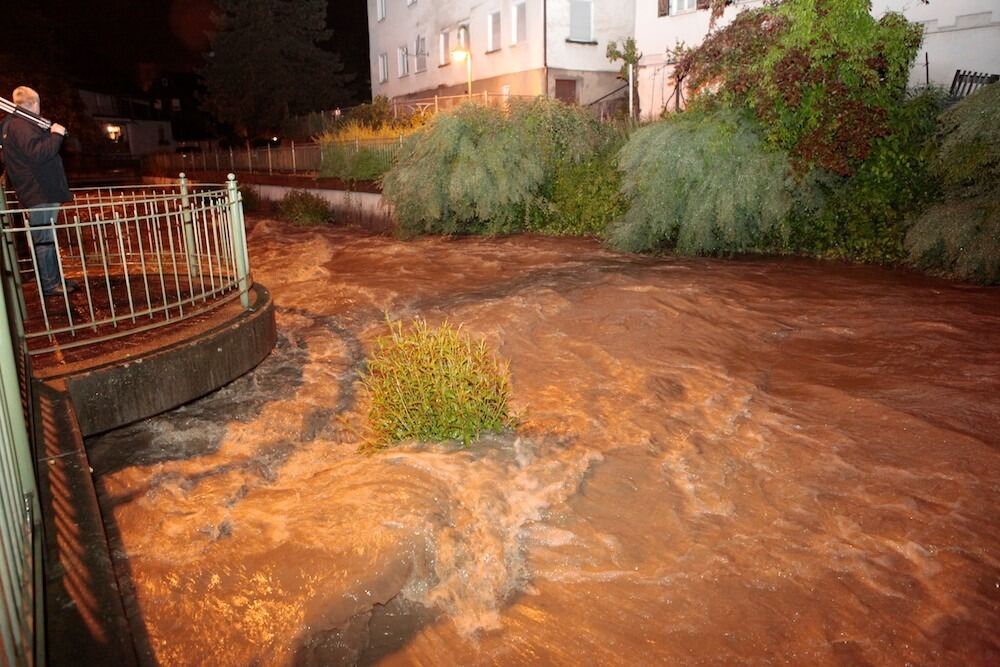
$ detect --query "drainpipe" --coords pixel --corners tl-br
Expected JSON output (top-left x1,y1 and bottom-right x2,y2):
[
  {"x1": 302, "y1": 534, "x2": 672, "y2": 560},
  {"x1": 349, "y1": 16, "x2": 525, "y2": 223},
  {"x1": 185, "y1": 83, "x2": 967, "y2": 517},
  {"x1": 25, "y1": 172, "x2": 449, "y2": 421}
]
[{"x1": 543, "y1": 0, "x2": 549, "y2": 97}]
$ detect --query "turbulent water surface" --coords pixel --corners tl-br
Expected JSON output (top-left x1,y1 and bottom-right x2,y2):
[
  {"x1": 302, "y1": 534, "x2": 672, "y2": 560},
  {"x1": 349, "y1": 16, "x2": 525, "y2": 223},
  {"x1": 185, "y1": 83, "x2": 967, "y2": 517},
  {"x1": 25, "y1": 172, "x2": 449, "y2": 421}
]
[{"x1": 87, "y1": 221, "x2": 1000, "y2": 666}]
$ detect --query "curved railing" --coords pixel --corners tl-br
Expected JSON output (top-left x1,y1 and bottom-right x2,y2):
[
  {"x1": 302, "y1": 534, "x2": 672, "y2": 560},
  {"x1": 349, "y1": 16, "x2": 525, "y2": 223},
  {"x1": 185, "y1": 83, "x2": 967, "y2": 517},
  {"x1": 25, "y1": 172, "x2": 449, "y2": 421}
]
[{"x1": 0, "y1": 174, "x2": 251, "y2": 357}]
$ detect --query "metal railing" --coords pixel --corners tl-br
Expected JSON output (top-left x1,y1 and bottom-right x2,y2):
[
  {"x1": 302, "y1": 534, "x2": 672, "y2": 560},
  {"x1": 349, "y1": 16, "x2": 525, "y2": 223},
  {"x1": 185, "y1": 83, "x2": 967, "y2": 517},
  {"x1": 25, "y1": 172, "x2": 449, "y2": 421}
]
[
  {"x1": 144, "y1": 139, "x2": 407, "y2": 177},
  {"x1": 0, "y1": 186, "x2": 41, "y2": 666},
  {"x1": 1, "y1": 174, "x2": 251, "y2": 357},
  {"x1": 390, "y1": 91, "x2": 538, "y2": 117}
]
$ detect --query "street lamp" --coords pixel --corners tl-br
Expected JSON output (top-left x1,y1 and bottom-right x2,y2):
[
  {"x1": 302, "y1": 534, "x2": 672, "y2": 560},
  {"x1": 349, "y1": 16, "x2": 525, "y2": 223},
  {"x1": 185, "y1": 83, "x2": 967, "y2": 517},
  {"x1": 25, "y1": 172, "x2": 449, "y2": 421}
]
[{"x1": 451, "y1": 47, "x2": 473, "y2": 98}]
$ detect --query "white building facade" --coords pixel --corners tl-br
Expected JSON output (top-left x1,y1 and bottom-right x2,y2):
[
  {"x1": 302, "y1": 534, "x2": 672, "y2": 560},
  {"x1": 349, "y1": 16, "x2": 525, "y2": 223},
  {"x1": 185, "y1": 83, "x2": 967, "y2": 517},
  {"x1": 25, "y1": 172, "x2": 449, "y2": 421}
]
[
  {"x1": 367, "y1": 0, "x2": 636, "y2": 108},
  {"x1": 633, "y1": 0, "x2": 1000, "y2": 120}
]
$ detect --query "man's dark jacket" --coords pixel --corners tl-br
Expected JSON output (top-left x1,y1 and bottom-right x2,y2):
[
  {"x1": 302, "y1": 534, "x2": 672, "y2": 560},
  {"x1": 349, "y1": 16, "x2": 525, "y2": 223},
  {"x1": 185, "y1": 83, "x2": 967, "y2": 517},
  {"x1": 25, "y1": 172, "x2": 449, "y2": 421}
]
[{"x1": 1, "y1": 115, "x2": 71, "y2": 208}]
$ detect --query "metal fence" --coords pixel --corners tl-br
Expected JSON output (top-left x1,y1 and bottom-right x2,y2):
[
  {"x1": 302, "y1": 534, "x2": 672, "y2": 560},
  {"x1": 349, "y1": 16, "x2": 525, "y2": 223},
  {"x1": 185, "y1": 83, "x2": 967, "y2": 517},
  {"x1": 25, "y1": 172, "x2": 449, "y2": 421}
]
[
  {"x1": 144, "y1": 139, "x2": 408, "y2": 177},
  {"x1": 1, "y1": 175, "x2": 252, "y2": 357},
  {"x1": 0, "y1": 204, "x2": 41, "y2": 666},
  {"x1": 144, "y1": 94, "x2": 548, "y2": 177}
]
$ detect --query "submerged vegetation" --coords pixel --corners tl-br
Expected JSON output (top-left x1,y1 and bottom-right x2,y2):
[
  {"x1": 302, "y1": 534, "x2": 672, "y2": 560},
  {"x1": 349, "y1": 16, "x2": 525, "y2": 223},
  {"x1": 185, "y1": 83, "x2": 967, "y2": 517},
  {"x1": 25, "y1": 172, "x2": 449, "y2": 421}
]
[{"x1": 361, "y1": 319, "x2": 514, "y2": 448}]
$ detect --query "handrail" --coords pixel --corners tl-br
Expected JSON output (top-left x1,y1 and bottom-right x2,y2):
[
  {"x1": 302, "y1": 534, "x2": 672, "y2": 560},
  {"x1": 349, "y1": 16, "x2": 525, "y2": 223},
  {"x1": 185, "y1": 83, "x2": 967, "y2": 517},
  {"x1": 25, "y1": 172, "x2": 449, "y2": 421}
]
[{"x1": 0, "y1": 174, "x2": 251, "y2": 357}]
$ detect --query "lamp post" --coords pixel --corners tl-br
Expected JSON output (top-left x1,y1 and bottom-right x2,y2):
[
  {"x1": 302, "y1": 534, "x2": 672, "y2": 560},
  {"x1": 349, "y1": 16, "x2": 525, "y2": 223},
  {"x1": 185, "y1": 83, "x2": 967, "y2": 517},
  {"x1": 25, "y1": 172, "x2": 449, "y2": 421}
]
[{"x1": 451, "y1": 48, "x2": 473, "y2": 98}]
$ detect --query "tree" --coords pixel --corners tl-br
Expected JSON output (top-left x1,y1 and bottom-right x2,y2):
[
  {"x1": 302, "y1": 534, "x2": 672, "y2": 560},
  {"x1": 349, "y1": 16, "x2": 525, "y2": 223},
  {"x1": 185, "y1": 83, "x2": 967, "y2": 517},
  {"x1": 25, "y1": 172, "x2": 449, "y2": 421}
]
[
  {"x1": 606, "y1": 38, "x2": 642, "y2": 119},
  {"x1": 200, "y1": 0, "x2": 351, "y2": 138}
]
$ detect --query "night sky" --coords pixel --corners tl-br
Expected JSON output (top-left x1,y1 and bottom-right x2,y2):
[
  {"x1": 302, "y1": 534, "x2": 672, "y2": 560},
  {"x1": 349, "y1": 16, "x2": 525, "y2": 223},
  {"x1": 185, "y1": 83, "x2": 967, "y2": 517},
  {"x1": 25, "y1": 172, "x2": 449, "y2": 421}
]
[{"x1": 4, "y1": 0, "x2": 370, "y2": 100}]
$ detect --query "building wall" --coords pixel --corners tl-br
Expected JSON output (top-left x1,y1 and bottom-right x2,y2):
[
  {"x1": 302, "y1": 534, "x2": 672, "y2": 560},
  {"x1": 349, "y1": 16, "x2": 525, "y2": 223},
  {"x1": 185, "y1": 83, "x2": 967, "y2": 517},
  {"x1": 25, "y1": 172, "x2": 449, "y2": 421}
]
[
  {"x1": 545, "y1": 0, "x2": 636, "y2": 72},
  {"x1": 368, "y1": 0, "x2": 546, "y2": 100},
  {"x1": 368, "y1": 0, "x2": 636, "y2": 103},
  {"x1": 875, "y1": 0, "x2": 1000, "y2": 87},
  {"x1": 633, "y1": 0, "x2": 1000, "y2": 119}
]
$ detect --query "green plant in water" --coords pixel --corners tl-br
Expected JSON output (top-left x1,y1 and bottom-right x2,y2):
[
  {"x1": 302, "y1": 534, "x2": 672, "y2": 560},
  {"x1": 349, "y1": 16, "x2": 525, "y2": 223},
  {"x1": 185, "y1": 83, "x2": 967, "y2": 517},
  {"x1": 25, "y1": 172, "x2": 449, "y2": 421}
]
[
  {"x1": 362, "y1": 319, "x2": 514, "y2": 448},
  {"x1": 278, "y1": 189, "x2": 332, "y2": 225}
]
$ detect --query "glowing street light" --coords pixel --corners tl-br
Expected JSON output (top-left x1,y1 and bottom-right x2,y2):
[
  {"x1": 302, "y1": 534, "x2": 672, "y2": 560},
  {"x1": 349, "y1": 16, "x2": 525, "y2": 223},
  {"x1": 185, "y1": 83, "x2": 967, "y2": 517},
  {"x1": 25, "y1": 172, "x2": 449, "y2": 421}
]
[{"x1": 451, "y1": 47, "x2": 473, "y2": 98}]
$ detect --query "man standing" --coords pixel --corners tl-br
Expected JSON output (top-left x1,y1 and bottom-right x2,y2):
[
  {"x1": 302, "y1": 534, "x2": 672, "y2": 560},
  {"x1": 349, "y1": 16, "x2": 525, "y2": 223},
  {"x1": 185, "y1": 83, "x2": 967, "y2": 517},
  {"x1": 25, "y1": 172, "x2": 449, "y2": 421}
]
[{"x1": 1, "y1": 85, "x2": 77, "y2": 296}]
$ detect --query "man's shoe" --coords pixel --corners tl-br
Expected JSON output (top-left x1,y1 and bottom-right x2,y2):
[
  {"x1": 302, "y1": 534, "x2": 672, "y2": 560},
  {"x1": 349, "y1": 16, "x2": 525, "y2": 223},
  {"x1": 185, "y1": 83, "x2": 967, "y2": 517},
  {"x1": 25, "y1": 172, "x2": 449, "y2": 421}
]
[{"x1": 43, "y1": 281, "x2": 80, "y2": 297}]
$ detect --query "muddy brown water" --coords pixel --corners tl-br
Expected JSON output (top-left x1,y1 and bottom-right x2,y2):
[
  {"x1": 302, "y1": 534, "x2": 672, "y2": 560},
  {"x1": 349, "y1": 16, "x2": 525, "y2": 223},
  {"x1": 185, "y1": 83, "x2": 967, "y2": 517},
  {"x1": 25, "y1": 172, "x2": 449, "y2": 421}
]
[{"x1": 86, "y1": 221, "x2": 1000, "y2": 666}]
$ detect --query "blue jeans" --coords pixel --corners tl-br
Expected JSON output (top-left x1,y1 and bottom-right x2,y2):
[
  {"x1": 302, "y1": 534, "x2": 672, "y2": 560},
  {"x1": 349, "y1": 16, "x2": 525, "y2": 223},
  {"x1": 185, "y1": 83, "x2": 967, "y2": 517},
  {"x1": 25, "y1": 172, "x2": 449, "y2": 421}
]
[{"x1": 28, "y1": 204, "x2": 63, "y2": 293}]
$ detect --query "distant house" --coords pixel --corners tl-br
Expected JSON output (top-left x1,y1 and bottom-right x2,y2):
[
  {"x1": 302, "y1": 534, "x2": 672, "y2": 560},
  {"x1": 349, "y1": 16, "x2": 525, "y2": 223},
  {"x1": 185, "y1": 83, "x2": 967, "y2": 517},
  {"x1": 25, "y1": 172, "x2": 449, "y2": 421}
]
[
  {"x1": 79, "y1": 90, "x2": 174, "y2": 157},
  {"x1": 633, "y1": 0, "x2": 1000, "y2": 119},
  {"x1": 367, "y1": 0, "x2": 636, "y2": 109}
]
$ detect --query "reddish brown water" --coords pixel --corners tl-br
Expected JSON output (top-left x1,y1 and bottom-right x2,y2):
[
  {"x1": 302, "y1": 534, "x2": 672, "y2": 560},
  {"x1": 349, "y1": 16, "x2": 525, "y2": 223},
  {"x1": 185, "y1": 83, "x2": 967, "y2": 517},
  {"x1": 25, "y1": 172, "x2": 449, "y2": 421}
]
[{"x1": 87, "y1": 222, "x2": 1000, "y2": 666}]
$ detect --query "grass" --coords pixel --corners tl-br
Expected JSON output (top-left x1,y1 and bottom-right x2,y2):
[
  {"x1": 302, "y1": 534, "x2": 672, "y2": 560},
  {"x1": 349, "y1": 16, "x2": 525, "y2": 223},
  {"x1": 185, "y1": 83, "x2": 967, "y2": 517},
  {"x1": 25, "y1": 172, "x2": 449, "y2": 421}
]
[{"x1": 361, "y1": 318, "x2": 514, "y2": 449}]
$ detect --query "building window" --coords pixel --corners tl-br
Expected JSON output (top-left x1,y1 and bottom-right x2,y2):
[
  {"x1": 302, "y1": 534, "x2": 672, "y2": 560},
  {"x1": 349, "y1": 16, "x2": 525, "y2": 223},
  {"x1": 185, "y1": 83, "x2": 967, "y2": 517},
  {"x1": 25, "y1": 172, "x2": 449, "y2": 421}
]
[
  {"x1": 378, "y1": 53, "x2": 389, "y2": 83},
  {"x1": 458, "y1": 24, "x2": 470, "y2": 50},
  {"x1": 664, "y1": 0, "x2": 698, "y2": 15},
  {"x1": 439, "y1": 30, "x2": 450, "y2": 65},
  {"x1": 512, "y1": 1, "x2": 527, "y2": 44},
  {"x1": 377, "y1": 0, "x2": 386, "y2": 21},
  {"x1": 398, "y1": 45, "x2": 410, "y2": 76},
  {"x1": 415, "y1": 35, "x2": 427, "y2": 71},
  {"x1": 487, "y1": 11, "x2": 501, "y2": 52},
  {"x1": 569, "y1": 0, "x2": 593, "y2": 42}
]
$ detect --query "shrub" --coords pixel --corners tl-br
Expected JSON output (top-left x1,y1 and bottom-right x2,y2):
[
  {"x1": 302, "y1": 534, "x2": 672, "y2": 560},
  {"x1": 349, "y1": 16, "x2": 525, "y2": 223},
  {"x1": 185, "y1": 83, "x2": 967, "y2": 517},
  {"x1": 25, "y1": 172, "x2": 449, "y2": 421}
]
[
  {"x1": 905, "y1": 83, "x2": 1000, "y2": 283},
  {"x1": 609, "y1": 110, "x2": 796, "y2": 254},
  {"x1": 527, "y1": 147, "x2": 627, "y2": 236},
  {"x1": 319, "y1": 142, "x2": 395, "y2": 181},
  {"x1": 930, "y1": 82, "x2": 1000, "y2": 195},
  {"x1": 381, "y1": 98, "x2": 616, "y2": 237},
  {"x1": 791, "y1": 87, "x2": 945, "y2": 262},
  {"x1": 675, "y1": 0, "x2": 922, "y2": 176},
  {"x1": 362, "y1": 319, "x2": 514, "y2": 448},
  {"x1": 278, "y1": 190, "x2": 332, "y2": 225},
  {"x1": 238, "y1": 184, "x2": 262, "y2": 214}
]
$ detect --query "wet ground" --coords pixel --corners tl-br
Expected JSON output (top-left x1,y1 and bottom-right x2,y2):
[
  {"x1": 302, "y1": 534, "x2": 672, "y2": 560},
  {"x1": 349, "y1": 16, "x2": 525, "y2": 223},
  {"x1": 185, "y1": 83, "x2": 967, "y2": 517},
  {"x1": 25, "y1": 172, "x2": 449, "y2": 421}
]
[{"x1": 87, "y1": 221, "x2": 1000, "y2": 666}]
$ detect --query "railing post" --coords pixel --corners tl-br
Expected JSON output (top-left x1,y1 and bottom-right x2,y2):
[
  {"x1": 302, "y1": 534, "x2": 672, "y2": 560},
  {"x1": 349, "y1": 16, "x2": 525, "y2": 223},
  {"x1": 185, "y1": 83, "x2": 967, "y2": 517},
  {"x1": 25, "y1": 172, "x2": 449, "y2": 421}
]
[
  {"x1": 291, "y1": 141, "x2": 297, "y2": 173},
  {"x1": 225, "y1": 174, "x2": 251, "y2": 309},
  {"x1": 267, "y1": 143, "x2": 273, "y2": 175},
  {"x1": 0, "y1": 183, "x2": 26, "y2": 333},
  {"x1": 178, "y1": 173, "x2": 199, "y2": 280},
  {"x1": 0, "y1": 254, "x2": 35, "y2": 497}
]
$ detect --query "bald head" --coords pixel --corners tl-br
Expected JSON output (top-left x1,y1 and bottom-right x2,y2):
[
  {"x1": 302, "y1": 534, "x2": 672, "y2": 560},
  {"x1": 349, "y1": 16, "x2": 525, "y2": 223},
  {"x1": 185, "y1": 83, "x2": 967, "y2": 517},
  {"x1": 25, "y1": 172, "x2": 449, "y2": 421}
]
[{"x1": 12, "y1": 86, "x2": 40, "y2": 114}]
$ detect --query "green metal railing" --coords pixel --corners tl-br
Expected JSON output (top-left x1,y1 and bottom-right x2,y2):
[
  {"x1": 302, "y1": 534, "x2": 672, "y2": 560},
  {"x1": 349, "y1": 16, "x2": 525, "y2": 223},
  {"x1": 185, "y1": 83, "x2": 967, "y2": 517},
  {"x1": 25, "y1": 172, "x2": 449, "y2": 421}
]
[
  {"x1": 1, "y1": 174, "x2": 252, "y2": 356},
  {"x1": 0, "y1": 181, "x2": 42, "y2": 666}
]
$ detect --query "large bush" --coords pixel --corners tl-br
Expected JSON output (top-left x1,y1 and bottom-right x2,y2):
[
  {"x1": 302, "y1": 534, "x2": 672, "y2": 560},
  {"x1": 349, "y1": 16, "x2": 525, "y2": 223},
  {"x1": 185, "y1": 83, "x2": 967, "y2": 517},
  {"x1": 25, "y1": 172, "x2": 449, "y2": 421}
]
[
  {"x1": 790, "y1": 88, "x2": 944, "y2": 262},
  {"x1": 905, "y1": 83, "x2": 1000, "y2": 284},
  {"x1": 362, "y1": 319, "x2": 514, "y2": 448},
  {"x1": 675, "y1": 0, "x2": 922, "y2": 176},
  {"x1": 609, "y1": 110, "x2": 797, "y2": 254},
  {"x1": 381, "y1": 98, "x2": 616, "y2": 236}
]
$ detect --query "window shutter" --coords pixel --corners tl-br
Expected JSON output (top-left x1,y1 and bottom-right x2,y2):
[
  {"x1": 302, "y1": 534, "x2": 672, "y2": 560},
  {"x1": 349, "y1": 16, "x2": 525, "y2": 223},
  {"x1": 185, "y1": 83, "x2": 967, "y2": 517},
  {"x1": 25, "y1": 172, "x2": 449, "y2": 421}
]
[
  {"x1": 658, "y1": 0, "x2": 669, "y2": 16},
  {"x1": 569, "y1": 0, "x2": 591, "y2": 41}
]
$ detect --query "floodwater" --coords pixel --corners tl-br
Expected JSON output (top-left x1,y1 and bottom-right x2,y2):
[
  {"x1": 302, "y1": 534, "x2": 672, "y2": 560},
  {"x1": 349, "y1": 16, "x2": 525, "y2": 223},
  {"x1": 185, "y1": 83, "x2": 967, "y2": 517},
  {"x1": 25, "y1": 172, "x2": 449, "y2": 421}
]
[{"x1": 87, "y1": 221, "x2": 1000, "y2": 666}]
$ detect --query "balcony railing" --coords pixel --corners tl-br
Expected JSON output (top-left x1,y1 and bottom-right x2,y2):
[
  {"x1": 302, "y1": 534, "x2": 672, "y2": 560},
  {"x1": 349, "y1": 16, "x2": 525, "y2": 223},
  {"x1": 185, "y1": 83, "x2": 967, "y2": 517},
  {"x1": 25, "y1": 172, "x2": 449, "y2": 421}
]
[{"x1": 0, "y1": 174, "x2": 251, "y2": 358}]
